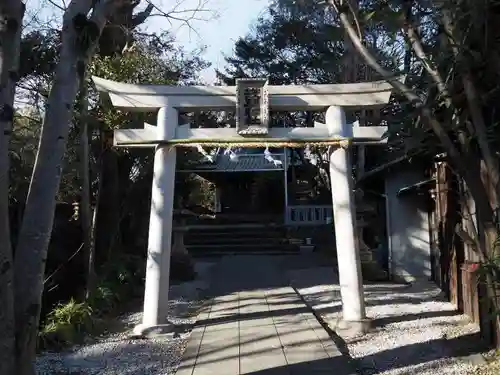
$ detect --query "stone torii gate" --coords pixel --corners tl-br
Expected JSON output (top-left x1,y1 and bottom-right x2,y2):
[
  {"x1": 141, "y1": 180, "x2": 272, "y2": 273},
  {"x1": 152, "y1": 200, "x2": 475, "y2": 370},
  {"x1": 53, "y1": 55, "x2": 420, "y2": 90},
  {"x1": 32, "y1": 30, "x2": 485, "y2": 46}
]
[{"x1": 93, "y1": 76, "x2": 398, "y2": 335}]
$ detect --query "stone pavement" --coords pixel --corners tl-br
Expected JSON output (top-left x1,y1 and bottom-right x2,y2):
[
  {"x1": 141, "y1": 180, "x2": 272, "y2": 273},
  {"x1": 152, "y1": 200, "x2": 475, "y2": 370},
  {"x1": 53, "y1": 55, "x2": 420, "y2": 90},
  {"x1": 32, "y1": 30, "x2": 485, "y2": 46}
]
[{"x1": 176, "y1": 256, "x2": 357, "y2": 375}]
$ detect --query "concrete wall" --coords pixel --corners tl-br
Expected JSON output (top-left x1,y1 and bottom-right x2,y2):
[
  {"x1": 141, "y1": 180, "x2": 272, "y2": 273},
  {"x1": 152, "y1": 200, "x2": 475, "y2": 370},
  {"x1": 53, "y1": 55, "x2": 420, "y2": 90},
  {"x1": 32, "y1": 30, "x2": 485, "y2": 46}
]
[{"x1": 385, "y1": 170, "x2": 432, "y2": 282}]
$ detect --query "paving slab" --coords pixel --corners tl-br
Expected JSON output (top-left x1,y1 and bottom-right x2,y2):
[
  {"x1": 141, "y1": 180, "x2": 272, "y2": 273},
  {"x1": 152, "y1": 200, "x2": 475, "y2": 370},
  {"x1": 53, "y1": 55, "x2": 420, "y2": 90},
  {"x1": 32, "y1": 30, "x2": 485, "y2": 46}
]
[{"x1": 176, "y1": 256, "x2": 357, "y2": 375}]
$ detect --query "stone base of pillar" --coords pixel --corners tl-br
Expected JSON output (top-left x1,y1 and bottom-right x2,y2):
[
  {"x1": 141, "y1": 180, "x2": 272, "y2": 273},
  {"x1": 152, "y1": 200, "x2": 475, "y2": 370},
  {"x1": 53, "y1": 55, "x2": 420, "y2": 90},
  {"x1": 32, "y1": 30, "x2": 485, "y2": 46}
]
[
  {"x1": 132, "y1": 323, "x2": 174, "y2": 338},
  {"x1": 334, "y1": 318, "x2": 372, "y2": 338},
  {"x1": 133, "y1": 320, "x2": 193, "y2": 338}
]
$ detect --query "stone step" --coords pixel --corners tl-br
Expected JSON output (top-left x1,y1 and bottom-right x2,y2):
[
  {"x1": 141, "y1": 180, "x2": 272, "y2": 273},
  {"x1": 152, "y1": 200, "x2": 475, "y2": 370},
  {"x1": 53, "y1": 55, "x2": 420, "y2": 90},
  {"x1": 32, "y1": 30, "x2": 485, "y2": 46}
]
[
  {"x1": 185, "y1": 224, "x2": 286, "y2": 232},
  {"x1": 185, "y1": 233, "x2": 287, "y2": 243},
  {"x1": 187, "y1": 243, "x2": 299, "y2": 256},
  {"x1": 181, "y1": 221, "x2": 285, "y2": 229},
  {"x1": 191, "y1": 250, "x2": 299, "y2": 257},
  {"x1": 183, "y1": 223, "x2": 294, "y2": 255},
  {"x1": 185, "y1": 236, "x2": 289, "y2": 246},
  {"x1": 185, "y1": 225, "x2": 286, "y2": 237}
]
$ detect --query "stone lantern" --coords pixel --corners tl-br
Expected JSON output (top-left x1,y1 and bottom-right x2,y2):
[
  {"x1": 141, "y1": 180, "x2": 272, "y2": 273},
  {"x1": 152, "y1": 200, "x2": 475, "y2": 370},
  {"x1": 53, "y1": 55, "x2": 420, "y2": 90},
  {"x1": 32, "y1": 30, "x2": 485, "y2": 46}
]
[{"x1": 171, "y1": 208, "x2": 196, "y2": 280}]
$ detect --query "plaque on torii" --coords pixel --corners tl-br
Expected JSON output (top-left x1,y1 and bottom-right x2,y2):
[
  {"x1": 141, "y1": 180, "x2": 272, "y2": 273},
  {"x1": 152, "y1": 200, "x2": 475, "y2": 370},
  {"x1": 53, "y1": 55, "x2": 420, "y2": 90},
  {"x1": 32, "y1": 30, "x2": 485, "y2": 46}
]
[{"x1": 235, "y1": 78, "x2": 270, "y2": 136}]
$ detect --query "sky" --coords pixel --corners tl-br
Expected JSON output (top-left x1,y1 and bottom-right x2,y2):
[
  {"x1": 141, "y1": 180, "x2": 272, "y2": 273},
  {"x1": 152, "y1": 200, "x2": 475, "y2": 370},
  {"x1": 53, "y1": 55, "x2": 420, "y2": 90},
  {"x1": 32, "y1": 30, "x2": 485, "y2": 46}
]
[
  {"x1": 143, "y1": 0, "x2": 270, "y2": 83},
  {"x1": 28, "y1": 0, "x2": 270, "y2": 84}
]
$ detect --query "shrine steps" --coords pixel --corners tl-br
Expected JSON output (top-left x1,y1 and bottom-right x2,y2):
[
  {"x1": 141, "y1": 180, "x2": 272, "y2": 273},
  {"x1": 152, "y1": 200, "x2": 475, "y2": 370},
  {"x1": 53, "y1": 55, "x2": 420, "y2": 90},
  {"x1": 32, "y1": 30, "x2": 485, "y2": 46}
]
[{"x1": 184, "y1": 224, "x2": 299, "y2": 256}]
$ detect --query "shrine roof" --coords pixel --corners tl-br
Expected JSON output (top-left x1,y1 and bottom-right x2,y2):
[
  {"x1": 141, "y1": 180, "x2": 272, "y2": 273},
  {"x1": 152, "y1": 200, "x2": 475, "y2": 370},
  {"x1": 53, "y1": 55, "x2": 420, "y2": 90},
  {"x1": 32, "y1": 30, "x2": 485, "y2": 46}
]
[{"x1": 179, "y1": 153, "x2": 290, "y2": 172}]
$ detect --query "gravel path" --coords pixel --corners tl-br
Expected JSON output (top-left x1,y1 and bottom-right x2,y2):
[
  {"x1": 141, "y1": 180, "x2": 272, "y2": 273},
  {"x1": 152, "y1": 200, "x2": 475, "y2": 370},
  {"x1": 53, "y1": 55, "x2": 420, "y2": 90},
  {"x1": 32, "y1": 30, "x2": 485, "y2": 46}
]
[
  {"x1": 36, "y1": 261, "x2": 215, "y2": 375},
  {"x1": 289, "y1": 266, "x2": 484, "y2": 375},
  {"x1": 473, "y1": 354, "x2": 500, "y2": 375}
]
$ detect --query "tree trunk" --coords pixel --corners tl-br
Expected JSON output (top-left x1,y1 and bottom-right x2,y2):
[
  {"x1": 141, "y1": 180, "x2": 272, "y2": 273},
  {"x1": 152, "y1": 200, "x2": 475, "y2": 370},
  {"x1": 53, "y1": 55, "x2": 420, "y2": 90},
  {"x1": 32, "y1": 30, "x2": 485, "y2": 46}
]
[
  {"x1": 88, "y1": 161, "x2": 103, "y2": 286},
  {"x1": 77, "y1": 75, "x2": 95, "y2": 300},
  {"x1": 0, "y1": 2, "x2": 24, "y2": 374},
  {"x1": 341, "y1": 0, "x2": 367, "y2": 261},
  {"x1": 95, "y1": 148, "x2": 121, "y2": 264},
  {"x1": 13, "y1": 2, "x2": 111, "y2": 373},
  {"x1": 86, "y1": 129, "x2": 105, "y2": 299},
  {"x1": 14, "y1": 44, "x2": 85, "y2": 375}
]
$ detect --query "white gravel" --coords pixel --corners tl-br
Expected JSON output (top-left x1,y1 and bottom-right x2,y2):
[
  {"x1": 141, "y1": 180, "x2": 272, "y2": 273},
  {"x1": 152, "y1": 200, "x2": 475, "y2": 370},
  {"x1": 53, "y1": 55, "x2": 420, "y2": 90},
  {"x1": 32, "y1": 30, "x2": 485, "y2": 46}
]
[
  {"x1": 289, "y1": 266, "x2": 484, "y2": 375},
  {"x1": 36, "y1": 261, "x2": 215, "y2": 375}
]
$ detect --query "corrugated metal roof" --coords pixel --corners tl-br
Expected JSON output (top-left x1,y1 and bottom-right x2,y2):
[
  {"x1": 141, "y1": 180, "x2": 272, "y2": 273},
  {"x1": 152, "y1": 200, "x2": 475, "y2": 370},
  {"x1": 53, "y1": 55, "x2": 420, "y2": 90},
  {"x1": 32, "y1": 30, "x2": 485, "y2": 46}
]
[
  {"x1": 397, "y1": 178, "x2": 435, "y2": 197},
  {"x1": 182, "y1": 153, "x2": 290, "y2": 172}
]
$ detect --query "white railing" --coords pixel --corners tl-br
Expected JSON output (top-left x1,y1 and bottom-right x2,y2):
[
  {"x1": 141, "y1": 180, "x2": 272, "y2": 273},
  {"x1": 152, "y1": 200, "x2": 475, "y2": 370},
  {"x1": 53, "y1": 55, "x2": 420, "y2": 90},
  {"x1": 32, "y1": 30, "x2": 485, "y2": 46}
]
[{"x1": 285, "y1": 205, "x2": 333, "y2": 225}]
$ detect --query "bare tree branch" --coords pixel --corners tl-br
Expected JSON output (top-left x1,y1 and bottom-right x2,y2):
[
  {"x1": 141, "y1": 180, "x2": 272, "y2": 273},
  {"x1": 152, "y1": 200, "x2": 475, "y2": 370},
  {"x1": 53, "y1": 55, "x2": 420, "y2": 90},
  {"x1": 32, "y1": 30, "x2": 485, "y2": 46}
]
[
  {"x1": 327, "y1": 0, "x2": 491, "y2": 210},
  {"x1": 401, "y1": 2, "x2": 451, "y2": 107},
  {"x1": 439, "y1": 4, "x2": 500, "y2": 205},
  {"x1": 145, "y1": 0, "x2": 216, "y2": 38},
  {"x1": 131, "y1": 3, "x2": 155, "y2": 27},
  {"x1": 46, "y1": 0, "x2": 66, "y2": 12}
]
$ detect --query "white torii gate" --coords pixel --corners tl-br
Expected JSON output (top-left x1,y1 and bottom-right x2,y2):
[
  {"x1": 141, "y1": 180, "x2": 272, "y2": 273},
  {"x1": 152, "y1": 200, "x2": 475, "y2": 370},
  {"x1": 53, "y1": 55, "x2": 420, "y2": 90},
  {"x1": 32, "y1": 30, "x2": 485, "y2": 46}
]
[{"x1": 93, "y1": 76, "x2": 398, "y2": 336}]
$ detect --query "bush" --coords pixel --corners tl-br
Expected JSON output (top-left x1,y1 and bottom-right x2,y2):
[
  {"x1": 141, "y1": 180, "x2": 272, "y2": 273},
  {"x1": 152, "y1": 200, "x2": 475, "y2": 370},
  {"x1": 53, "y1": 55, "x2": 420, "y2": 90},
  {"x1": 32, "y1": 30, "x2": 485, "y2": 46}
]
[
  {"x1": 38, "y1": 253, "x2": 146, "y2": 351},
  {"x1": 38, "y1": 251, "x2": 199, "y2": 351},
  {"x1": 38, "y1": 299, "x2": 94, "y2": 350},
  {"x1": 87, "y1": 283, "x2": 116, "y2": 315}
]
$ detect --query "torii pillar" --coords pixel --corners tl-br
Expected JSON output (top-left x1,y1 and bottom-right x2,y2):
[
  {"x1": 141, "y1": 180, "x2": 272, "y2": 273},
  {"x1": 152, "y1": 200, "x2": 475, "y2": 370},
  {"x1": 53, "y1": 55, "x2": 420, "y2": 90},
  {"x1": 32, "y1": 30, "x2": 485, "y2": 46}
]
[
  {"x1": 326, "y1": 106, "x2": 368, "y2": 333},
  {"x1": 134, "y1": 105, "x2": 178, "y2": 335}
]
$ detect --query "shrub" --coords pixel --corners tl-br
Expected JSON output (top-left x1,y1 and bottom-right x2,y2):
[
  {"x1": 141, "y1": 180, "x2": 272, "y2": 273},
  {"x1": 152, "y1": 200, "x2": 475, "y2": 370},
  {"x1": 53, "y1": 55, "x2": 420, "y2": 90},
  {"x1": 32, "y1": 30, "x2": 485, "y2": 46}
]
[
  {"x1": 38, "y1": 253, "x2": 146, "y2": 350},
  {"x1": 38, "y1": 299, "x2": 94, "y2": 350}
]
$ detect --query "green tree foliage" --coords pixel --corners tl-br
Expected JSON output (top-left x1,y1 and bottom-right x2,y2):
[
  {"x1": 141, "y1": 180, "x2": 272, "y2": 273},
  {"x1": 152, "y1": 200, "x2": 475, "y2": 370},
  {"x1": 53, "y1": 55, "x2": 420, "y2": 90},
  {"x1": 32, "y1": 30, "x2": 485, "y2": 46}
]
[
  {"x1": 219, "y1": 0, "x2": 343, "y2": 84},
  {"x1": 217, "y1": 0, "x2": 402, "y2": 86},
  {"x1": 10, "y1": 30, "x2": 209, "y2": 208},
  {"x1": 8, "y1": 26, "x2": 210, "y2": 351}
]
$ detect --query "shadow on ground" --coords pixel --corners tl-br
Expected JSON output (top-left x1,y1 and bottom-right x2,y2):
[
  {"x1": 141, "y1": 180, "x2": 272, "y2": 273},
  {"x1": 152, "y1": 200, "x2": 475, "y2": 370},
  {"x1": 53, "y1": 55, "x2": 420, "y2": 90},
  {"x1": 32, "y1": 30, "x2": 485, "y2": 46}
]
[
  {"x1": 289, "y1": 261, "x2": 486, "y2": 374},
  {"x1": 52, "y1": 329, "x2": 484, "y2": 375},
  {"x1": 40, "y1": 255, "x2": 489, "y2": 375}
]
